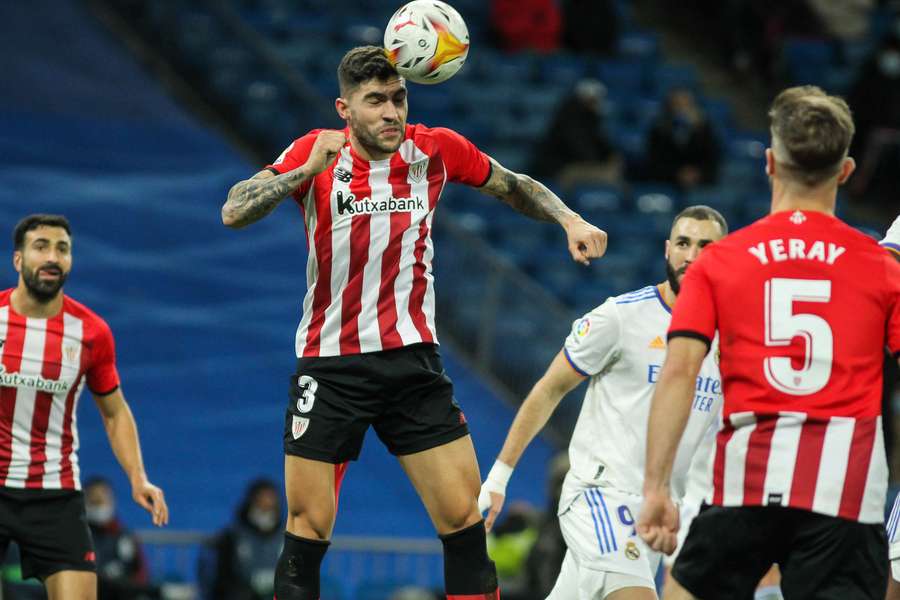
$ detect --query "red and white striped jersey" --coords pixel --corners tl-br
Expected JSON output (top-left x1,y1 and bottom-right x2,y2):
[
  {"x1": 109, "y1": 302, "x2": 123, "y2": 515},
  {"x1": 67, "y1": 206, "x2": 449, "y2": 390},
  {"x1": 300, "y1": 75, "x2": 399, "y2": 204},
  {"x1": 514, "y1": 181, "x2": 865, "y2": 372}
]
[
  {"x1": 669, "y1": 210, "x2": 900, "y2": 523},
  {"x1": 266, "y1": 124, "x2": 491, "y2": 357},
  {"x1": 0, "y1": 290, "x2": 120, "y2": 490}
]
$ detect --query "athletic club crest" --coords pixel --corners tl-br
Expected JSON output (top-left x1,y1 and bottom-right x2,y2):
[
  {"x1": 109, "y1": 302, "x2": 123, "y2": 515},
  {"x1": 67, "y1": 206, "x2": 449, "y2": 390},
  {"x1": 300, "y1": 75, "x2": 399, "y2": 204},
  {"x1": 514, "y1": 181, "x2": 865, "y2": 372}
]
[
  {"x1": 291, "y1": 415, "x2": 310, "y2": 440},
  {"x1": 408, "y1": 158, "x2": 429, "y2": 182}
]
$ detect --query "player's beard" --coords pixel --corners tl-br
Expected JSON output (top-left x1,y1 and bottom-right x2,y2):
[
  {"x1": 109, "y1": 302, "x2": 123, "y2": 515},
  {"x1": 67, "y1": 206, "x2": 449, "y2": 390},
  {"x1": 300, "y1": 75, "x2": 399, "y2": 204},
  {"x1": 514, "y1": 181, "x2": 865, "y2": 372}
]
[
  {"x1": 350, "y1": 117, "x2": 404, "y2": 156},
  {"x1": 22, "y1": 262, "x2": 67, "y2": 303},
  {"x1": 665, "y1": 258, "x2": 686, "y2": 296}
]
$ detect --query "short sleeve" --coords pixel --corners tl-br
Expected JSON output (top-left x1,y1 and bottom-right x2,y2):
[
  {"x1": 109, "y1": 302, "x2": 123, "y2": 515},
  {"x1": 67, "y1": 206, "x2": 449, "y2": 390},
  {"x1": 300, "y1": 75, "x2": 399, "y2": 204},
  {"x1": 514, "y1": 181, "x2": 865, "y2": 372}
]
[
  {"x1": 87, "y1": 320, "x2": 120, "y2": 396},
  {"x1": 881, "y1": 215, "x2": 900, "y2": 258},
  {"x1": 264, "y1": 130, "x2": 324, "y2": 199},
  {"x1": 885, "y1": 254, "x2": 900, "y2": 356},
  {"x1": 563, "y1": 298, "x2": 621, "y2": 377},
  {"x1": 668, "y1": 257, "x2": 717, "y2": 350},
  {"x1": 430, "y1": 127, "x2": 491, "y2": 186}
]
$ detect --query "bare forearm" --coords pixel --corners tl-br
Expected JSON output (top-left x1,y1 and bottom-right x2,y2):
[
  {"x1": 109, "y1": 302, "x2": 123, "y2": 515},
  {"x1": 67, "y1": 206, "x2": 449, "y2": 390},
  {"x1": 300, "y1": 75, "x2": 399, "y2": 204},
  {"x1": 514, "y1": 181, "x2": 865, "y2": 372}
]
[
  {"x1": 490, "y1": 171, "x2": 578, "y2": 224},
  {"x1": 644, "y1": 367, "x2": 695, "y2": 495},
  {"x1": 498, "y1": 380, "x2": 566, "y2": 468},
  {"x1": 103, "y1": 404, "x2": 147, "y2": 484},
  {"x1": 222, "y1": 167, "x2": 310, "y2": 228}
]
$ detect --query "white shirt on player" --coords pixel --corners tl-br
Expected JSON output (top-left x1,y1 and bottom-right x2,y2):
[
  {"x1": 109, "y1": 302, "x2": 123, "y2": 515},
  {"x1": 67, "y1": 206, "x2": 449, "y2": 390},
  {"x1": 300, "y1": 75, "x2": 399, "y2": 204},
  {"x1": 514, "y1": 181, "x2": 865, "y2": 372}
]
[{"x1": 560, "y1": 285, "x2": 723, "y2": 509}]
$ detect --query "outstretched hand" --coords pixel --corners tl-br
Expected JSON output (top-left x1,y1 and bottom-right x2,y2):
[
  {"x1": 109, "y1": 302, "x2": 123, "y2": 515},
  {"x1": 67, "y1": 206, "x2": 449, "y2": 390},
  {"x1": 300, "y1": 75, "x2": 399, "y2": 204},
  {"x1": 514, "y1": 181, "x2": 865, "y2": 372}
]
[{"x1": 564, "y1": 217, "x2": 608, "y2": 265}]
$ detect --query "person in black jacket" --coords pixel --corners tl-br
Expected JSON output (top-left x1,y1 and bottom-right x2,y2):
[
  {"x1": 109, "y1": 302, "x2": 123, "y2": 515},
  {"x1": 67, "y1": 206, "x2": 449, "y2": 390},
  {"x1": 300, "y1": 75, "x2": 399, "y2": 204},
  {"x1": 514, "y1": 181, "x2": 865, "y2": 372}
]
[
  {"x1": 209, "y1": 479, "x2": 284, "y2": 600},
  {"x1": 84, "y1": 477, "x2": 156, "y2": 600},
  {"x1": 645, "y1": 87, "x2": 720, "y2": 188}
]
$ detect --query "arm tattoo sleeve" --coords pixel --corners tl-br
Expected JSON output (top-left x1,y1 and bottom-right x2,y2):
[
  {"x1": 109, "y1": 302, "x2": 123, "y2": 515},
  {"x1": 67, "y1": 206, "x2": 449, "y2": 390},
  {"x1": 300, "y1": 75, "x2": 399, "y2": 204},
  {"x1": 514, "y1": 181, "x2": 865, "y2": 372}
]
[
  {"x1": 482, "y1": 167, "x2": 577, "y2": 223},
  {"x1": 222, "y1": 168, "x2": 310, "y2": 228}
]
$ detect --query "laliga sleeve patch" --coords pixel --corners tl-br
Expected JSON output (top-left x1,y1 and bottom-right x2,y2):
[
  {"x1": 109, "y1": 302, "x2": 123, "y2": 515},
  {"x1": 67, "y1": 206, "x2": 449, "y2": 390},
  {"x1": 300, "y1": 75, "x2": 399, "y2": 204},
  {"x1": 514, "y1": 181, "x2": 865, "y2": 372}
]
[
  {"x1": 292, "y1": 415, "x2": 310, "y2": 439},
  {"x1": 575, "y1": 317, "x2": 591, "y2": 338}
]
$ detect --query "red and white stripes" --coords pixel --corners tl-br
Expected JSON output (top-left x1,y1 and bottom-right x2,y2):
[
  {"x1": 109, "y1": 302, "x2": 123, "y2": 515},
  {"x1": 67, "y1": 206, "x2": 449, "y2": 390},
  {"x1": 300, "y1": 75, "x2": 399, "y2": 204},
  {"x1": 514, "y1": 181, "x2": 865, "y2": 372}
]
[{"x1": 711, "y1": 411, "x2": 886, "y2": 523}]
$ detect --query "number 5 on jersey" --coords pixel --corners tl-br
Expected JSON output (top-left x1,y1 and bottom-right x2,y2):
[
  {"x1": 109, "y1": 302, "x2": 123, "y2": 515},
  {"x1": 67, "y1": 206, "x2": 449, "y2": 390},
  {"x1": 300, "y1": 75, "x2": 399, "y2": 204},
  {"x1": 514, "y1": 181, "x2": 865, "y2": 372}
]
[
  {"x1": 764, "y1": 277, "x2": 833, "y2": 395},
  {"x1": 296, "y1": 375, "x2": 318, "y2": 413}
]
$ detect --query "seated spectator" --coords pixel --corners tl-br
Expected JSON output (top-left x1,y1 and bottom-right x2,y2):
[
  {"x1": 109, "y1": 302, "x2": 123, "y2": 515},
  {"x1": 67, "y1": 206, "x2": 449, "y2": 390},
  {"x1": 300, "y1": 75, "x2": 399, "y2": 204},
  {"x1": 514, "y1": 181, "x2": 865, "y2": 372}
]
[
  {"x1": 84, "y1": 477, "x2": 156, "y2": 600},
  {"x1": 645, "y1": 87, "x2": 720, "y2": 188},
  {"x1": 561, "y1": 0, "x2": 619, "y2": 56},
  {"x1": 490, "y1": 0, "x2": 561, "y2": 52},
  {"x1": 529, "y1": 79, "x2": 623, "y2": 190},
  {"x1": 207, "y1": 478, "x2": 283, "y2": 600}
]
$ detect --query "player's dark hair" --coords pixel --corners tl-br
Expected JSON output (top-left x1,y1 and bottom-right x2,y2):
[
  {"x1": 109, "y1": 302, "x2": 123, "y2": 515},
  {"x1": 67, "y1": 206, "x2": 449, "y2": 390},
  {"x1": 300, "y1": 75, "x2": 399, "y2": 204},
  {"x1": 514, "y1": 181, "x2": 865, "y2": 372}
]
[
  {"x1": 769, "y1": 85, "x2": 855, "y2": 187},
  {"x1": 13, "y1": 214, "x2": 71, "y2": 250},
  {"x1": 672, "y1": 205, "x2": 728, "y2": 236},
  {"x1": 337, "y1": 45, "x2": 400, "y2": 96}
]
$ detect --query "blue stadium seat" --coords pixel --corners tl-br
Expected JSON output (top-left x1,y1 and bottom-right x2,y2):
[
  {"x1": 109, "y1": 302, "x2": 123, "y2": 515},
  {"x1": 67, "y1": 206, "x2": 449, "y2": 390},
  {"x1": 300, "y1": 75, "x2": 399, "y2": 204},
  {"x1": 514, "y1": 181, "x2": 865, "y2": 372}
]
[
  {"x1": 537, "y1": 54, "x2": 589, "y2": 88},
  {"x1": 596, "y1": 59, "x2": 647, "y2": 95},
  {"x1": 617, "y1": 31, "x2": 660, "y2": 62},
  {"x1": 571, "y1": 184, "x2": 627, "y2": 213},
  {"x1": 651, "y1": 63, "x2": 699, "y2": 95}
]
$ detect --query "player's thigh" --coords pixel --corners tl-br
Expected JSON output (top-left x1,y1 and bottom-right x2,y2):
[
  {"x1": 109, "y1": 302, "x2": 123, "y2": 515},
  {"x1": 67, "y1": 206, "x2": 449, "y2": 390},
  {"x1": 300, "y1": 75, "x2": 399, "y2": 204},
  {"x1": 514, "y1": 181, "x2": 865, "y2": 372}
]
[
  {"x1": 373, "y1": 343, "x2": 469, "y2": 460},
  {"x1": 660, "y1": 576, "x2": 698, "y2": 600},
  {"x1": 547, "y1": 549, "x2": 581, "y2": 600},
  {"x1": 559, "y1": 488, "x2": 659, "y2": 597},
  {"x1": 397, "y1": 434, "x2": 481, "y2": 533},
  {"x1": 284, "y1": 355, "x2": 377, "y2": 465},
  {"x1": 284, "y1": 455, "x2": 341, "y2": 538},
  {"x1": 604, "y1": 583, "x2": 657, "y2": 600},
  {"x1": 670, "y1": 505, "x2": 774, "y2": 600},
  {"x1": 45, "y1": 570, "x2": 97, "y2": 600},
  {"x1": 887, "y1": 573, "x2": 900, "y2": 600},
  {"x1": 779, "y1": 510, "x2": 887, "y2": 600}
]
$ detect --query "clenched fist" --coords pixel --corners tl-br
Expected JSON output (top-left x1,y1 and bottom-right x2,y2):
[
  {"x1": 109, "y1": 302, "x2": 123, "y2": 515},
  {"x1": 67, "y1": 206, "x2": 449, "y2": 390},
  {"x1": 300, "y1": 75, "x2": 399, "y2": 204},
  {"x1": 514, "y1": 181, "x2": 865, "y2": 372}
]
[{"x1": 303, "y1": 130, "x2": 348, "y2": 176}]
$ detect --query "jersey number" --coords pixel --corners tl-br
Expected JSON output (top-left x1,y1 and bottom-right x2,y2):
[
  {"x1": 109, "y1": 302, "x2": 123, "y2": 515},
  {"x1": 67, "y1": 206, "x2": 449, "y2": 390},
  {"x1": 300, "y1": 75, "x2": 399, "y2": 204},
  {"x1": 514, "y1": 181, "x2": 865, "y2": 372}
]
[
  {"x1": 296, "y1": 375, "x2": 318, "y2": 413},
  {"x1": 763, "y1": 278, "x2": 833, "y2": 395}
]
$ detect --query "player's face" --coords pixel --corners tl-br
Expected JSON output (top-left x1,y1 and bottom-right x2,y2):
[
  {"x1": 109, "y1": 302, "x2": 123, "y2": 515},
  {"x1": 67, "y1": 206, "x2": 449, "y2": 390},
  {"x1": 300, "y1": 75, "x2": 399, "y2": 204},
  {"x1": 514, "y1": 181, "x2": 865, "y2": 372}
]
[
  {"x1": 14, "y1": 226, "x2": 72, "y2": 303},
  {"x1": 341, "y1": 78, "x2": 408, "y2": 156},
  {"x1": 664, "y1": 217, "x2": 723, "y2": 294}
]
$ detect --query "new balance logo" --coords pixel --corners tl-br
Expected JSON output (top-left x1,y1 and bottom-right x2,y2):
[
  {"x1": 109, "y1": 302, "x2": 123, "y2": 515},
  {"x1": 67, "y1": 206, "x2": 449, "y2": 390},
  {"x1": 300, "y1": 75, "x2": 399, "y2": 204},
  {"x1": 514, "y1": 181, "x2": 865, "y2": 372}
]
[
  {"x1": 648, "y1": 336, "x2": 665, "y2": 350},
  {"x1": 335, "y1": 190, "x2": 425, "y2": 216},
  {"x1": 333, "y1": 167, "x2": 353, "y2": 183}
]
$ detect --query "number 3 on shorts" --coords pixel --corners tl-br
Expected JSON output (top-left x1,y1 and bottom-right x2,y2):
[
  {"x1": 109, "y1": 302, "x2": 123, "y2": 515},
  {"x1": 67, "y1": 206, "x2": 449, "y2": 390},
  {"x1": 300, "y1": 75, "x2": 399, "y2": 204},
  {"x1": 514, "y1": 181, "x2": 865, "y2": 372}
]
[{"x1": 296, "y1": 375, "x2": 318, "y2": 413}]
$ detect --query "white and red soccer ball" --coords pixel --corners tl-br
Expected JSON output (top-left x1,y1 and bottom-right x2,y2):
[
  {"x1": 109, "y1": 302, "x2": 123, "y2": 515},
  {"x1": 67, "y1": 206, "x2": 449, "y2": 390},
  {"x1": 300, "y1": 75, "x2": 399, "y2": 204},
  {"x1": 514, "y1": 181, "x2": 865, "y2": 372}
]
[{"x1": 384, "y1": 0, "x2": 470, "y2": 85}]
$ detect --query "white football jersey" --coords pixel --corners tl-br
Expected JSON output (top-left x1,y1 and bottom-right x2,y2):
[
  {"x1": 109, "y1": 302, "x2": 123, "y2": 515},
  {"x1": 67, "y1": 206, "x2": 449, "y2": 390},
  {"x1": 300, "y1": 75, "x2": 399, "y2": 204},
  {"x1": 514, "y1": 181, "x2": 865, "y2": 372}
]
[{"x1": 560, "y1": 285, "x2": 723, "y2": 508}]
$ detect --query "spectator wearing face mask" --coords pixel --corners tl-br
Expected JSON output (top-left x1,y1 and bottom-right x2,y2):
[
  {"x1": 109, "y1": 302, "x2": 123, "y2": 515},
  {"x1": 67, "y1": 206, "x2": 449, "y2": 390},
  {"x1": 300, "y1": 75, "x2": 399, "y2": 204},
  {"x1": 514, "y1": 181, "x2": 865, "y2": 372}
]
[
  {"x1": 83, "y1": 477, "x2": 154, "y2": 599},
  {"x1": 208, "y1": 478, "x2": 284, "y2": 600},
  {"x1": 645, "y1": 87, "x2": 721, "y2": 188}
]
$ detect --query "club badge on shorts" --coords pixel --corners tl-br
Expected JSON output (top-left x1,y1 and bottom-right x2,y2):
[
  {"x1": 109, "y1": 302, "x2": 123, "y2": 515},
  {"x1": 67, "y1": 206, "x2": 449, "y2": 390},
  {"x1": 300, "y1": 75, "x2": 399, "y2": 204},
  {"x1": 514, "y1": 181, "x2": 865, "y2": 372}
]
[
  {"x1": 292, "y1": 415, "x2": 310, "y2": 439},
  {"x1": 625, "y1": 541, "x2": 640, "y2": 560}
]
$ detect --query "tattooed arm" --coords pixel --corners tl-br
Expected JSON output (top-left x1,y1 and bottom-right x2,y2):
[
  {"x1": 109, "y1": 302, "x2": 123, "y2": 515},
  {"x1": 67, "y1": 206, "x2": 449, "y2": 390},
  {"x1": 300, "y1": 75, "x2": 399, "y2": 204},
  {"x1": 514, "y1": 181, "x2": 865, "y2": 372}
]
[
  {"x1": 221, "y1": 130, "x2": 347, "y2": 229},
  {"x1": 221, "y1": 168, "x2": 310, "y2": 229},
  {"x1": 478, "y1": 157, "x2": 608, "y2": 264}
]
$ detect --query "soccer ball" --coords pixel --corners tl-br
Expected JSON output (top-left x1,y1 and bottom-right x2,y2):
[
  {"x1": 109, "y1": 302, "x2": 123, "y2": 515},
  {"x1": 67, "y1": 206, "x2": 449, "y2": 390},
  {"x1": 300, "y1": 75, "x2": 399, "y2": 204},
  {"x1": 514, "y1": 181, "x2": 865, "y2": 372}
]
[{"x1": 384, "y1": 1, "x2": 469, "y2": 85}]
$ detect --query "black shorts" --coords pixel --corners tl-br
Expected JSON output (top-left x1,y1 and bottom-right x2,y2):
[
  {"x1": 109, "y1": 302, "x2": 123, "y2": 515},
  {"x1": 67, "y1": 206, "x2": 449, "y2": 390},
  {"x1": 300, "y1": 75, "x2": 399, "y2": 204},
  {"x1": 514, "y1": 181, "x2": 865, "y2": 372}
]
[
  {"x1": 0, "y1": 488, "x2": 96, "y2": 580},
  {"x1": 284, "y1": 343, "x2": 469, "y2": 463},
  {"x1": 672, "y1": 504, "x2": 887, "y2": 600}
]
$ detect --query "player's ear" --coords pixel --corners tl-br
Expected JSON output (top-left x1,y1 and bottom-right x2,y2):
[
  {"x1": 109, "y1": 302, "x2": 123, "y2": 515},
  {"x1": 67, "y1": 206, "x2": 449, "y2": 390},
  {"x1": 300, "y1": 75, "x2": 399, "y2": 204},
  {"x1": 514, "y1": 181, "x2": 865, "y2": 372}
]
[
  {"x1": 664, "y1": 239, "x2": 670, "y2": 259},
  {"x1": 836, "y1": 156, "x2": 856, "y2": 185},
  {"x1": 335, "y1": 96, "x2": 350, "y2": 120},
  {"x1": 765, "y1": 148, "x2": 775, "y2": 178},
  {"x1": 12, "y1": 250, "x2": 21, "y2": 274}
]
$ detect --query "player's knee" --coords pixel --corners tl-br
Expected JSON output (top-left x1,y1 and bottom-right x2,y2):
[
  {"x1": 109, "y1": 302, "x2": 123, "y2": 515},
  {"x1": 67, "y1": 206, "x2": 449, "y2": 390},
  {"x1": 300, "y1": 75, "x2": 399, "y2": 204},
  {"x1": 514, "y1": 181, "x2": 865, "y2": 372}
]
[
  {"x1": 274, "y1": 533, "x2": 330, "y2": 600},
  {"x1": 286, "y1": 505, "x2": 334, "y2": 540},
  {"x1": 435, "y1": 493, "x2": 481, "y2": 533},
  {"x1": 440, "y1": 520, "x2": 499, "y2": 597}
]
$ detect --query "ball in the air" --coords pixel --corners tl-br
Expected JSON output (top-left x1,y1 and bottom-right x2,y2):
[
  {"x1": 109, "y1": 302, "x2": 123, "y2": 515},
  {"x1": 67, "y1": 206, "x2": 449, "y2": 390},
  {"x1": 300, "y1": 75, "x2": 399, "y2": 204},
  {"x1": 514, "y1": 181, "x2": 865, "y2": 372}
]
[{"x1": 384, "y1": 0, "x2": 469, "y2": 85}]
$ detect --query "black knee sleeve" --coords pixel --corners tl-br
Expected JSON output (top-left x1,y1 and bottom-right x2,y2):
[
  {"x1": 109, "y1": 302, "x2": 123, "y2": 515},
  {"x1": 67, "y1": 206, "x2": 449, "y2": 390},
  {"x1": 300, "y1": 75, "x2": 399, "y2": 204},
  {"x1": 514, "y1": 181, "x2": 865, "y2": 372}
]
[
  {"x1": 274, "y1": 532, "x2": 330, "y2": 600},
  {"x1": 439, "y1": 520, "x2": 499, "y2": 598}
]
